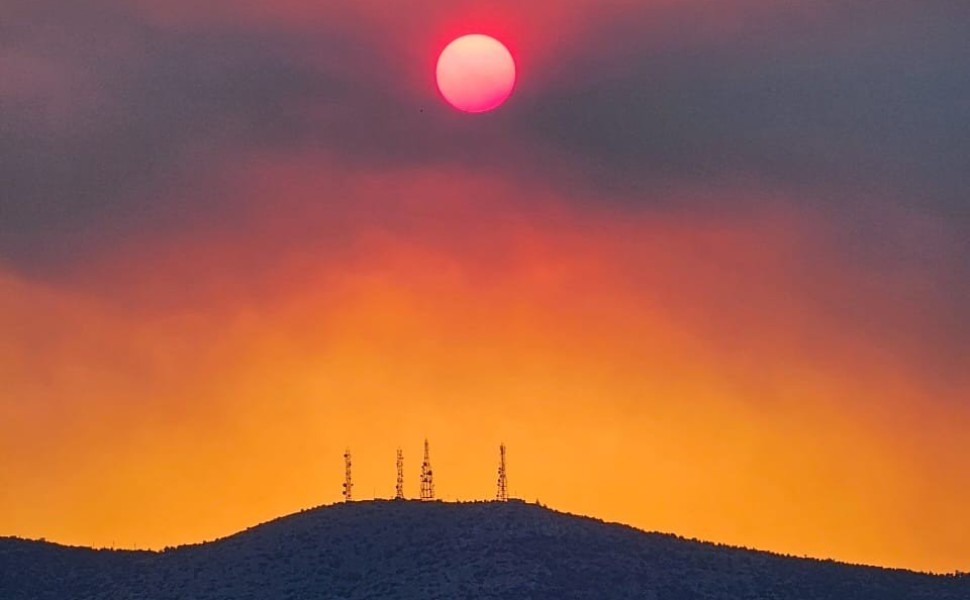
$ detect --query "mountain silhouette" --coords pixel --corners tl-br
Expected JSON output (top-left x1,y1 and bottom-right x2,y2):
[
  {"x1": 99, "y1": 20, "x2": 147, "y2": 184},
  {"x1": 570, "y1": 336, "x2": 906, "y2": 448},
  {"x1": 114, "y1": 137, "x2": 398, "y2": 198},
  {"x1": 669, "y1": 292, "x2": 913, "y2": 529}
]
[{"x1": 1, "y1": 500, "x2": 967, "y2": 599}]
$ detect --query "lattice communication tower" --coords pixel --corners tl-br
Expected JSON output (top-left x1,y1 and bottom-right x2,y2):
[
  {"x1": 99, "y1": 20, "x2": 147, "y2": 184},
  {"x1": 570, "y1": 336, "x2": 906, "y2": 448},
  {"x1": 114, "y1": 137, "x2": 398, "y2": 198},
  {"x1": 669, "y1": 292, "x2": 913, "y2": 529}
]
[
  {"x1": 395, "y1": 448, "x2": 405, "y2": 500},
  {"x1": 420, "y1": 439, "x2": 435, "y2": 500},
  {"x1": 496, "y1": 443, "x2": 508, "y2": 501},
  {"x1": 342, "y1": 449, "x2": 353, "y2": 502}
]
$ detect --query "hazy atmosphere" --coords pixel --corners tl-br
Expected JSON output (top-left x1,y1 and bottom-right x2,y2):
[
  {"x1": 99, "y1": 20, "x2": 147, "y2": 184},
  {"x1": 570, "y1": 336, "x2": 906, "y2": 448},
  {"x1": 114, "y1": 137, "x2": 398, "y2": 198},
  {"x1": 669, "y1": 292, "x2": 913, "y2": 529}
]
[{"x1": 2, "y1": 0, "x2": 968, "y2": 573}]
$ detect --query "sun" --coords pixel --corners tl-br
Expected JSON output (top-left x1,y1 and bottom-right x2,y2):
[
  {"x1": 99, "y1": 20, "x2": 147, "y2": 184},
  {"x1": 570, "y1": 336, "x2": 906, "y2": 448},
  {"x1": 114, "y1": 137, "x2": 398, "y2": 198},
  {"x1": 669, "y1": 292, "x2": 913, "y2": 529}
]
[{"x1": 436, "y1": 34, "x2": 516, "y2": 113}]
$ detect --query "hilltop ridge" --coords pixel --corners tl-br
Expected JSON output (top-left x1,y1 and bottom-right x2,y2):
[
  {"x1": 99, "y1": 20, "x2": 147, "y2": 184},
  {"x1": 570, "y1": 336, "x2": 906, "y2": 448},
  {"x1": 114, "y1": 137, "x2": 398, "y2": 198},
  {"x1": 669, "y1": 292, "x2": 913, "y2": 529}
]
[{"x1": 2, "y1": 500, "x2": 967, "y2": 599}]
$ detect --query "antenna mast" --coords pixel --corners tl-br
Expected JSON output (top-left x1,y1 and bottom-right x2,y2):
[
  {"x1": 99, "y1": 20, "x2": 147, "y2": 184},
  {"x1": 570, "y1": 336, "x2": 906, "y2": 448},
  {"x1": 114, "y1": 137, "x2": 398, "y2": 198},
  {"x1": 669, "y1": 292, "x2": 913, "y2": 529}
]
[
  {"x1": 420, "y1": 439, "x2": 435, "y2": 500},
  {"x1": 496, "y1": 443, "x2": 508, "y2": 501},
  {"x1": 342, "y1": 449, "x2": 353, "y2": 502},
  {"x1": 395, "y1": 448, "x2": 405, "y2": 500}
]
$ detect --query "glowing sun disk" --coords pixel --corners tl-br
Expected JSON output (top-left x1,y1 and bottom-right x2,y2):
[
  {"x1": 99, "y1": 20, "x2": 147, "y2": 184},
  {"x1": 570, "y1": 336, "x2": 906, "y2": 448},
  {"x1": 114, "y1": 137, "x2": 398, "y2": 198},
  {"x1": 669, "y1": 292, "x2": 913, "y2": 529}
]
[{"x1": 436, "y1": 34, "x2": 516, "y2": 113}]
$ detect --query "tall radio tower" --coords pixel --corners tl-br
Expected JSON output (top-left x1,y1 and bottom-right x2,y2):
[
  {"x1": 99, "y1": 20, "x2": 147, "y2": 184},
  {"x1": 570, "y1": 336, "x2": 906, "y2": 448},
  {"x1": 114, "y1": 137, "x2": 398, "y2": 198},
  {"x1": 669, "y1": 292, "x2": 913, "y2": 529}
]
[
  {"x1": 395, "y1": 448, "x2": 405, "y2": 500},
  {"x1": 342, "y1": 449, "x2": 353, "y2": 502},
  {"x1": 420, "y1": 439, "x2": 434, "y2": 501},
  {"x1": 496, "y1": 443, "x2": 508, "y2": 501}
]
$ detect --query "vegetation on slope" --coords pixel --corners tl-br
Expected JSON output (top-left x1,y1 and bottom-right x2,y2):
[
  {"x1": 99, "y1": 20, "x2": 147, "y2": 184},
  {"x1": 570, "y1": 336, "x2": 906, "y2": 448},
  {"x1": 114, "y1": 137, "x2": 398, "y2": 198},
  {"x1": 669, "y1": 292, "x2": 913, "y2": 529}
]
[{"x1": 2, "y1": 500, "x2": 967, "y2": 600}]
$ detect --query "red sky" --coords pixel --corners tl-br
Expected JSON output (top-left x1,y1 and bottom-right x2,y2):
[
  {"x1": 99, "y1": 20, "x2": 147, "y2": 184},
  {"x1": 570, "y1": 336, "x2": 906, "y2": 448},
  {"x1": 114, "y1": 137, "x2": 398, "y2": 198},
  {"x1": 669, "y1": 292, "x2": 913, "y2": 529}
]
[{"x1": 2, "y1": 0, "x2": 968, "y2": 572}]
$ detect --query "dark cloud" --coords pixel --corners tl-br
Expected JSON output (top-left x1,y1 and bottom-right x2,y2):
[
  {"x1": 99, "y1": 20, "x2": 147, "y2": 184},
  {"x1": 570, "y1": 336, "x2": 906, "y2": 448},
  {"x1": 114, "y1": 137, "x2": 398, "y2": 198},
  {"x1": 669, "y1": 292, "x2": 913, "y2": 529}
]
[
  {"x1": 0, "y1": 1, "x2": 548, "y2": 274},
  {"x1": 2, "y1": 0, "x2": 968, "y2": 286},
  {"x1": 0, "y1": 1, "x2": 378, "y2": 270},
  {"x1": 503, "y1": 1, "x2": 970, "y2": 383},
  {"x1": 513, "y1": 1, "x2": 970, "y2": 377},
  {"x1": 0, "y1": 0, "x2": 966, "y2": 392},
  {"x1": 519, "y1": 2, "x2": 970, "y2": 212}
]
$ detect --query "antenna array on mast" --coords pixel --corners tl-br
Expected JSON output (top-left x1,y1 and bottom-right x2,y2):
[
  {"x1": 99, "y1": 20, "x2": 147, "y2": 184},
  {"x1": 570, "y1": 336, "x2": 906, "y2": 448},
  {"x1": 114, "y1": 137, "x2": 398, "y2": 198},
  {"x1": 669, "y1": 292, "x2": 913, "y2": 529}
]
[
  {"x1": 338, "y1": 441, "x2": 511, "y2": 503},
  {"x1": 420, "y1": 439, "x2": 435, "y2": 500},
  {"x1": 395, "y1": 448, "x2": 405, "y2": 500},
  {"x1": 496, "y1": 443, "x2": 508, "y2": 501},
  {"x1": 342, "y1": 449, "x2": 353, "y2": 502}
]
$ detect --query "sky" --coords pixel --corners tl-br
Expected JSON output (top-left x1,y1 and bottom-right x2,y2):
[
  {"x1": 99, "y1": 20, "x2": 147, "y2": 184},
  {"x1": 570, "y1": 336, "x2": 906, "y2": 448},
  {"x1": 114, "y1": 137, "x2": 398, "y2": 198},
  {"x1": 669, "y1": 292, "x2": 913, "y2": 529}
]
[{"x1": 2, "y1": 0, "x2": 969, "y2": 573}]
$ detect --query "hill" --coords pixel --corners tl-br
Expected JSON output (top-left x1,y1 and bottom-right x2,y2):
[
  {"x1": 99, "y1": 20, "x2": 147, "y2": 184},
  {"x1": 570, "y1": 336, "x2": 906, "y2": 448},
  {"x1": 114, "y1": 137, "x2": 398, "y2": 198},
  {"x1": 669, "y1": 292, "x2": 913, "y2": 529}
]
[{"x1": 1, "y1": 500, "x2": 967, "y2": 599}]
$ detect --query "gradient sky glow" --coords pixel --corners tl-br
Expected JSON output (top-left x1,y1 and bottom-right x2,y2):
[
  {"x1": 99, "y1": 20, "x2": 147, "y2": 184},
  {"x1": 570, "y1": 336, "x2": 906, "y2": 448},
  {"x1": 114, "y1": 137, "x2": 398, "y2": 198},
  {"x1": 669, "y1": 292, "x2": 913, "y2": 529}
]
[{"x1": 2, "y1": 0, "x2": 969, "y2": 573}]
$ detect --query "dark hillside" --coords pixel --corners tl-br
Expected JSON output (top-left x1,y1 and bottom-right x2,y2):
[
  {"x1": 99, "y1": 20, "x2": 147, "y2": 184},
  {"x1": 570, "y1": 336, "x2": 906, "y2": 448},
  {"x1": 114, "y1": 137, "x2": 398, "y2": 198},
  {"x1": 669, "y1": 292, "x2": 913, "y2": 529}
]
[{"x1": 2, "y1": 500, "x2": 967, "y2": 599}]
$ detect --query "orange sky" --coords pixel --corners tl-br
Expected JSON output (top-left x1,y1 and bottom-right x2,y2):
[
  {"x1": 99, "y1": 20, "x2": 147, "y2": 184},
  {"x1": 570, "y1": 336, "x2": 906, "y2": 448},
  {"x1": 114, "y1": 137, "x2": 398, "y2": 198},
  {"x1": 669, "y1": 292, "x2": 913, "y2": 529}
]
[
  {"x1": 3, "y1": 0, "x2": 969, "y2": 575},
  {"x1": 2, "y1": 158, "x2": 968, "y2": 571}
]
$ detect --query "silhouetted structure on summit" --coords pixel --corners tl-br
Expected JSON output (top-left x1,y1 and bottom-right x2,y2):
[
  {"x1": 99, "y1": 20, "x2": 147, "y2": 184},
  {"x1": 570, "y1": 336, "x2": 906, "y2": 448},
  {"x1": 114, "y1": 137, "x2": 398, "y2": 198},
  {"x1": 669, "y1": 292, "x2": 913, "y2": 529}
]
[
  {"x1": 340, "y1": 441, "x2": 511, "y2": 502},
  {"x1": 420, "y1": 439, "x2": 435, "y2": 501},
  {"x1": 496, "y1": 443, "x2": 508, "y2": 502},
  {"x1": 395, "y1": 448, "x2": 405, "y2": 500},
  {"x1": 342, "y1": 449, "x2": 353, "y2": 502}
]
